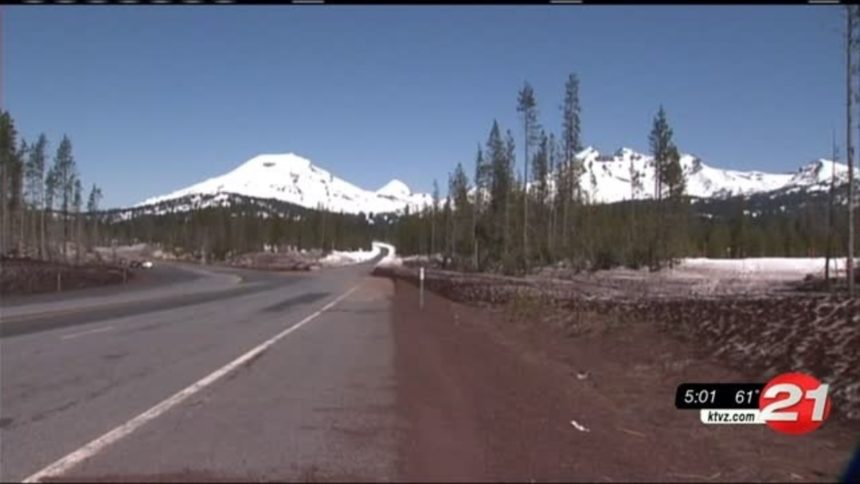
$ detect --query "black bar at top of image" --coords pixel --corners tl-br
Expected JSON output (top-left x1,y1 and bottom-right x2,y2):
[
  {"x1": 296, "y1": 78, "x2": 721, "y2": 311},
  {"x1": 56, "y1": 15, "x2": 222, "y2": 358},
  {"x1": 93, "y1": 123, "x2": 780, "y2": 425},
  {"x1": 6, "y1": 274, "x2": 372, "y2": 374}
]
[
  {"x1": 675, "y1": 383, "x2": 767, "y2": 410},
  {"x1": 0, "y1": 0, "x2": 846, "y2": 5}
]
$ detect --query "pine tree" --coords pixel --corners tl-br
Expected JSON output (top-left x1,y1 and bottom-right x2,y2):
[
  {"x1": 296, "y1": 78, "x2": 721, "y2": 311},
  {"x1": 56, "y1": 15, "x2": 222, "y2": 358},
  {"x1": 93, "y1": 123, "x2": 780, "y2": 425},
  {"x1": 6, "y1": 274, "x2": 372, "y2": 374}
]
[
  {"x1": 627, "y1": 149, "x2": 645, "y2": 266},
  {"x1": 531, "y1": 131, "x2": 549, "y2": 263},
  {"x1": 532, "y1": 130, "x2": 549, "y2": 204},
  {"x1": 648, "y1": 106, "x2": 675, "y2": 269},
  {"x1": 472, "y1": 146, "x2": 491, "y2": 269},
  {"x1": 504, "y1": 129, "x2": 518, "y2": 270},
  {"x1": 486, "y1": 121, "x2": 508, "y2": 261},
  {"x1": 663, "y1": 143, "x2": 686, "y2": 266},
  {"x1": 517, "y1": 82, "x2": 540, "y2": 272},
  {"x1": 27, "y1": 134, "x2": 48, "y2": 258},
  {"x1": 87, "y1": 184, "x2": 103, "y2": 249},
  {"x1": 44, "y1": 166, "x2": 58, "y2": 259},
  {"x1": 649, "y1": 106, "x2": 674, "y2": 202},
  {"x1": 52, "y1": 135, "x2": 78, "y2": 261},
  {"x1": 450, "y1": 162, "x2": 471, "y2": 265},
  {"x1": 663, "y1": 143, "x2": 685, "y2": 199},
  {"x1": 10, "y1": 138, "x2": 27, "y2": 253},
  {"x1": 73, "y1": 176, "x2": 83, "y2": 263},
  {"x1": 560, "y1": 74, "x2": 583, "y2": 260},
  {"x1": 431, "y1": 178, "x2": 439, "y2": 256},
  {"x1": 443, "y1": 180, "x2": 453, "y2": 266},
  {"x1": 0, "y1": 111, "x2": 17, "y2": 255}
]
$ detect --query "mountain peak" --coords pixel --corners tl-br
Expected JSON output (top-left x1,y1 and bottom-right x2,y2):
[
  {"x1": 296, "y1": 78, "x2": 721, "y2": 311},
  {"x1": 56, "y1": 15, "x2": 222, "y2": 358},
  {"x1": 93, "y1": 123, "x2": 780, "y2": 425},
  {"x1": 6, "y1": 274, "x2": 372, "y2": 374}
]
[
  {"x1": 614, "y1": 147, "x2": 646, "y2": 161},
  {"x1": 139, "y1": 153, "x2": 429, "y2": 215},
  {"x1": 788, "y1": 158, "x2": 848, "y2": 186},
  {"x1": 377, "y1": 179, "x2": 412, "y2": 198},
  {"x1": 244, "y1": 153, "x2": 313, "y2": 171},
  {"x1": 577, "y1": 146, "x2": 599, "y2": 159}
]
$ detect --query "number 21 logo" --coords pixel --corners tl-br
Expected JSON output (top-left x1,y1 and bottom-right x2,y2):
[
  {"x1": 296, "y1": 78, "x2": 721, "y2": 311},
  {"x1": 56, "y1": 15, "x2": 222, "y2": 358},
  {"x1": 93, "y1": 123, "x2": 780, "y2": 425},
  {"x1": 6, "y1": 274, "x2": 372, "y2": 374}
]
[{"x1": 759, "y1": 372, "x2": 832, "y2": 435}]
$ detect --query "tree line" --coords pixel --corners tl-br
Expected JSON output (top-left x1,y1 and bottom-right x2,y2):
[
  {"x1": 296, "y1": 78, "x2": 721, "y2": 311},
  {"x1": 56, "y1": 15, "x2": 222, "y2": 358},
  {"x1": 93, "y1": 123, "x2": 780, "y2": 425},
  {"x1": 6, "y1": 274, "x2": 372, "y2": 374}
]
[
  {"x1": 98, "y1": 194, "x2": 387, "y2": 261},
  {"x1": 386, "y1": 74, "x2": 854, "y2": 275},
  {"x1": 0, "y1": 110, "x2": 104, "y2": 263},
  {"x1": 388, "y1": 74, "x2": 689, "y2": 274}
]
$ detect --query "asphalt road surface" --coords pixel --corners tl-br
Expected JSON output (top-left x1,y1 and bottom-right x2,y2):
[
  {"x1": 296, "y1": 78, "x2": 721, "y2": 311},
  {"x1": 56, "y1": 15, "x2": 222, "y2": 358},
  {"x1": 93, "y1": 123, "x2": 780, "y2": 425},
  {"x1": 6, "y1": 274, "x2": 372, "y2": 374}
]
[{"x1": 1, "y1": 259, "x2": 395, "y2": 482}]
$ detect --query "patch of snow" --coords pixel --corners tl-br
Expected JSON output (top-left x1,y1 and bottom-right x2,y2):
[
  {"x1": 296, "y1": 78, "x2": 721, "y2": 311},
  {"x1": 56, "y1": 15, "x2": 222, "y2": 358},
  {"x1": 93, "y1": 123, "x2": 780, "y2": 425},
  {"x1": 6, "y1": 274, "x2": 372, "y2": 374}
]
[
  {"x1": 317, "y1": 241, "x2": 400, "y2": 267},
  {"x1": 677, "y1": 257, "x2": 849, "y2": 279}
]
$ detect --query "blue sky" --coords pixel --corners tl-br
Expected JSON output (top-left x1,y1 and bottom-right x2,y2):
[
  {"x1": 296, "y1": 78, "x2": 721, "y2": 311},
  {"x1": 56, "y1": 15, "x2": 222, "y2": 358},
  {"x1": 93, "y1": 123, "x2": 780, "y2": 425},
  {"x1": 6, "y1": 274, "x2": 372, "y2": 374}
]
[{"x1": 3, "y1": 6, "x2": 845, "y2": 207}]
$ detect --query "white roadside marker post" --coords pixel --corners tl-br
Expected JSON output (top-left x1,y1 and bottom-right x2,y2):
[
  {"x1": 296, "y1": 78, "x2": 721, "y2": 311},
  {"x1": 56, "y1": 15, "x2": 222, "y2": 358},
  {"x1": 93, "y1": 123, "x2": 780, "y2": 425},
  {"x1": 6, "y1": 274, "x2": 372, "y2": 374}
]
[{"x1": 419, "y1": 266, "x2": 425, "y2": 309}]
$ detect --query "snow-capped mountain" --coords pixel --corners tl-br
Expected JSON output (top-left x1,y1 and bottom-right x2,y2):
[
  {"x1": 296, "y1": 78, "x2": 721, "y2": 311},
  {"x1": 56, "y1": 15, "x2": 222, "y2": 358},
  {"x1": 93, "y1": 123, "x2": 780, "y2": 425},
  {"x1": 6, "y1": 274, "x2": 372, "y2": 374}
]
[
  {"x1": 139, "y1": 153, "x2": 432, "y2": 215},
  {"x1": 572, "y1": 147, "x2": 847, "y2": 203},
  {"x1": 135, "y1": 148, "x2": 848, "y2": 215}
]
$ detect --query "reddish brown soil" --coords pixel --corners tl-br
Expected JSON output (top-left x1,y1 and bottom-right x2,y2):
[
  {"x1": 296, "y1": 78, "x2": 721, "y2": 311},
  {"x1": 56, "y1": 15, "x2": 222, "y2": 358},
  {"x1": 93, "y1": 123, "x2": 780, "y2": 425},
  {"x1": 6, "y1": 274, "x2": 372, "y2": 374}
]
[
  {"x1": 390, "y1": 277, "x2": 859, "y2": 482},
  {"x1": 378, "y1": 265, "x2": 860, "y2": 422}
]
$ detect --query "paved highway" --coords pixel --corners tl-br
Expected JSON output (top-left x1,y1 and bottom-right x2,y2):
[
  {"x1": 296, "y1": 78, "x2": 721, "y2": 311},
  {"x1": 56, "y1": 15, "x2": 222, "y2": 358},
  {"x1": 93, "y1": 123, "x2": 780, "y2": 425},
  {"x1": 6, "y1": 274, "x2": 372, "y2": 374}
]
[{"x1": 1, "y1": 259, "x2": 394, "y2": 481}]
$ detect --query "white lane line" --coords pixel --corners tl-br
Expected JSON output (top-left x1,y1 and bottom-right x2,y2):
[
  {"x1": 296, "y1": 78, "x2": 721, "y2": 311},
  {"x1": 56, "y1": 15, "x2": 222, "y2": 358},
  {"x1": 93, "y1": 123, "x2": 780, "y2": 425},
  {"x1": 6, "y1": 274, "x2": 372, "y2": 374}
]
[
  {"x1": 60, "y1": 326, "x2": 115, "y2": 341},
  {"x1": 23, "y1": 283, "x2": 362, "y2": 483}
]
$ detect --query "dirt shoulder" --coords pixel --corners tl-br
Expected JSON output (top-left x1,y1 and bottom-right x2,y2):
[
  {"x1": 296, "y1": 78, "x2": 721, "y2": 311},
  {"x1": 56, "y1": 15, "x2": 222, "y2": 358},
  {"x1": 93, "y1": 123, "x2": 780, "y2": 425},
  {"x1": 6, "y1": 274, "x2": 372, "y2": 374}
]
[
  {"x1": 380, "y1": 264, "x2": 859, "y2": 422},
  {"x1": 388, "y1": 276, "x2": 858, "y2": 482}
]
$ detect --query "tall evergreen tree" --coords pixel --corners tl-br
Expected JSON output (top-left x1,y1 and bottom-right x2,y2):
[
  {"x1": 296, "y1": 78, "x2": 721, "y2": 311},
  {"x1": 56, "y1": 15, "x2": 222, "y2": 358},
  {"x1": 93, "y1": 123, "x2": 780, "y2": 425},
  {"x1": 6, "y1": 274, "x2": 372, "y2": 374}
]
[
  {"x1": 663, "y1": 143, "x2": 685, "y2": 200},
  {"x1": 663, "y1": 143, "x2": 687, "y2": 266},
  {"x1": 10, "y1": 139, "x2": 27, "y2": 253},
  {"x1": 450, "y1": 162, "x2": 471, "y2": 262},
  {"x1": 473, "y1": 146, "x2": 491, "y2": 269},
  {"x1": 443, "y1": 179, "x2": 453, "y2": 266},
  {"x1": 87, "y1": 184, "x2": 103, "y2": 249},
  {"x1": 649, "y1": 106, "x2": 674, "y2": 202},
  {"x1": 517, "y1": 82, "x2": 540, "y2": 272},
  {"x1": 486, "y1": 121, "x2": 507, "y2": 260},
  {"x1": 44, "y1": 165, "x2": 58, "y2": 259},
  {"x1": 27, "y1": 134, "x2": 48, "y2": 257},
  {"x1": 532, "y1": 130, "x2": 549, "y2": 205},
  {"x1": 431, "y1": 178, "x2": 439, "y2": 256},
  {"x1": 648, "y1": 106, "x2": 675, "y2": 269},
  {"x1": 52, "y1": 135, "x2": 78, "y2": 260},
  {"x1": 0, "y1": 111, "x2": 17, "y2": 254},
  {"x1": 560, "y1": 74, "x2": 583, "y2": 259},
  {"x1": 531, "y1": 131, "x2": 550, "y2": 263},
  {"x1": 504, "y1": 129, "x2": 518, "y2": 268},
  {"x1": 73, "y1": 176, "x2": 83, "y2": 263}
]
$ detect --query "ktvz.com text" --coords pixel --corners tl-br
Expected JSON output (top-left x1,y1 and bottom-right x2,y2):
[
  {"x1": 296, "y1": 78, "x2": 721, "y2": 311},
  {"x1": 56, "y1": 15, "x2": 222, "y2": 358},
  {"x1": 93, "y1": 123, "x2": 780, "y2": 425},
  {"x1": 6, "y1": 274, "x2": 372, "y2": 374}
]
[{"x1": 700, "y1": 409, "x2": 766, "y2": 425}]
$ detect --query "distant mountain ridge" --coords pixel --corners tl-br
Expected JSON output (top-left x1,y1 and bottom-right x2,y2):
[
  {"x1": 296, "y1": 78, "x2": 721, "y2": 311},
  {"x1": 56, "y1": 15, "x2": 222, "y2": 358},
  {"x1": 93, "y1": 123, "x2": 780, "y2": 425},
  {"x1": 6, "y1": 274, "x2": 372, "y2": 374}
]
[
  {"x1": 134, "y1": 149, "x2": 848, "y2": 214},
  {"x1": 139, "y1": 153, "x2": 432, "y2": 215},
  {"x1": 572, "y1": 146, "x2": 847, "y2": 203}
]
